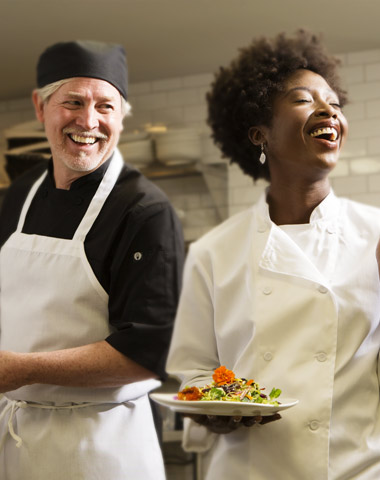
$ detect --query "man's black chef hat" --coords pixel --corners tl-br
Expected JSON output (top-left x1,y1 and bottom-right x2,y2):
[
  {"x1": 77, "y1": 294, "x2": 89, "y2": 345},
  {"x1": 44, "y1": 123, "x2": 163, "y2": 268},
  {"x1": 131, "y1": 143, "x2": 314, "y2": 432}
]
[{"x1": 36, "y1": 40, "x2": 128, "y2": 99}]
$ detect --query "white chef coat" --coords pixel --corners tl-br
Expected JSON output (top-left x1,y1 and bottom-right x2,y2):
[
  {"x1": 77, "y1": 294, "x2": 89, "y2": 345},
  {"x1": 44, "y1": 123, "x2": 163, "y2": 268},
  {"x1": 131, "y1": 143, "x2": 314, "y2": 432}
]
[
  {"x1": 166, "y1": 190, "x2": 380, "y2": 480},
  {"x1": 0, "y1": 150, "x2": 165, "y2": 480}
]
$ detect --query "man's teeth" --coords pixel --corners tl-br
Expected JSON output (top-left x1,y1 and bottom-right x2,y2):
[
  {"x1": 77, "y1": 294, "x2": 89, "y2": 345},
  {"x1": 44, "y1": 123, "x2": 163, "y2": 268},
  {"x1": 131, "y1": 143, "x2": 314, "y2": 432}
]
[
  {"x1": 310, "y1": 127, "x2": 338, "y2": 141},
  {"x1": 70, "y1": 134, "x2": 97, "y2": 144}
]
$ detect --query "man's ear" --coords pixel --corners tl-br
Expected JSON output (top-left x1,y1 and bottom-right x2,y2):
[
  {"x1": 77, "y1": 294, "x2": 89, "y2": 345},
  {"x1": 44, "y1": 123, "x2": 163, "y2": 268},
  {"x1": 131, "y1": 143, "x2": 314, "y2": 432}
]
[
  {"x1": 248, "y1": 126, "x2": 267, "y2": 146},
  {"x1": 32, "y1": 90, "x2": 45, "y2": 123}
]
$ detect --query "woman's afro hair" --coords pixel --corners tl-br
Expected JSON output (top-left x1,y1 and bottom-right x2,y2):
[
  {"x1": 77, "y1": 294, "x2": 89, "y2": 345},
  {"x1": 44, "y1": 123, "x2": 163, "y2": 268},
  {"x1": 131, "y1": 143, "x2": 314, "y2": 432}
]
[{"x1": 206, "y1": 29, "x2": 348, "y2": 181}]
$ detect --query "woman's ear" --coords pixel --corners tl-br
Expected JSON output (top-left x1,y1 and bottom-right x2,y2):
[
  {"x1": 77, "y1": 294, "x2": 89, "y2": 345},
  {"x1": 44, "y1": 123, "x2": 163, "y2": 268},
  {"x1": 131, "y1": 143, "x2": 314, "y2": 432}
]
[
  {"x1": 248, "y1": 126, "x2": 266, "y2": 146},
  {"x1": 32, "y1": 90, "x2": 45, "y2": 123}
]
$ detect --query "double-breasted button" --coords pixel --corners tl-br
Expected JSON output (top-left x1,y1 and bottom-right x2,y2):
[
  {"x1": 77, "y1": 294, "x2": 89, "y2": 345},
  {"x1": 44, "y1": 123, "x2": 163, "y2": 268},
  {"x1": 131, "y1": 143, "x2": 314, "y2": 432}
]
[
  {"x1": 315, "y1": 352, "x2": 327, "y2": 362},
  {"x1": 133, "y1": 252, "x2": 143, "y2": 261},
  {"x1": 309, "y1": 420, "x2": 320, "y2": 431},
  {"x1": 257, "y1": 224, "x2": 267, "y2": 233},
  {"x1": 262, "y1": 286, "x2": 272, "y2": 295},
  {"x1": 263, "y1": 352, "x2": 273, "y2": 361},
  {"x1": 318, "y1": 285, "x2": 328, "y2": 294}
]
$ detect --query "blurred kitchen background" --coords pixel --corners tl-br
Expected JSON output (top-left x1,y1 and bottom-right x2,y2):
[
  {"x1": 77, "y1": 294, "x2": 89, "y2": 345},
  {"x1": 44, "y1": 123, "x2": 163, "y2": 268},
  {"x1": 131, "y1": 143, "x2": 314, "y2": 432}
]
[{"x1": 1, "y1": 1, "x2": 380, "y2": 478}]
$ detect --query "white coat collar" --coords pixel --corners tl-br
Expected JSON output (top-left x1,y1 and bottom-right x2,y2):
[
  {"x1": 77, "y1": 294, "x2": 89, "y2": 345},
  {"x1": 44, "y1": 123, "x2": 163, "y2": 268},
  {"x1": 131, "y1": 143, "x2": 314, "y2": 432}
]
[
  {"x1": 255, "y1": 188, "x2": 340, "y2": 289},
  {"x1": 256, "y1": 187, "x2": 340, "y2": 227}
]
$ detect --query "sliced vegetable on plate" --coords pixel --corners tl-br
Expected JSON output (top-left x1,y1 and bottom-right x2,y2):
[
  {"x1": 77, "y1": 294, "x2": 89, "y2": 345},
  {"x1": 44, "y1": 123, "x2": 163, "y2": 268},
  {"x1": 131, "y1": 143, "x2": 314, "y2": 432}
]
[
  {"x1": 150, "y1": 366, "x2": 298, "y2": 417},
  {"x1": 178, "y1": 366, "x2": 282, "y2": 405}
]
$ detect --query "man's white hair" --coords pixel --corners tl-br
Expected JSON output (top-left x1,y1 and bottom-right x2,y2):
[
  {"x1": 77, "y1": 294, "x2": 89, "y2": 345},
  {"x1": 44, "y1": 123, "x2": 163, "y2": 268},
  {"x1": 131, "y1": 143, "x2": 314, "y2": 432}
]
[{"x1": 35, "y1": 78, "x2": 132, "y2": 117}]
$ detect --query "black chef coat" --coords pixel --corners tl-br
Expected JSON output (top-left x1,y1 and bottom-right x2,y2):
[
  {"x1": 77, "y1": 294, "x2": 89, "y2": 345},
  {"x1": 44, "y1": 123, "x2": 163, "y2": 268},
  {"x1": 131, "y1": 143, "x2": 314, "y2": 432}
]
[{"x1": 0, "y1": 155, "x2": 185, "y2": 380}]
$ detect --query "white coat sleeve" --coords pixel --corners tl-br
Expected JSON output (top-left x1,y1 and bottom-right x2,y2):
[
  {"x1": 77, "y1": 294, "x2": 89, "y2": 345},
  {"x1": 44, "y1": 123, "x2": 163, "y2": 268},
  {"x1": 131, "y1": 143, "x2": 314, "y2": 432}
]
[{"x1": 166, "y1": 243, "x2": 219, "y2": 388}]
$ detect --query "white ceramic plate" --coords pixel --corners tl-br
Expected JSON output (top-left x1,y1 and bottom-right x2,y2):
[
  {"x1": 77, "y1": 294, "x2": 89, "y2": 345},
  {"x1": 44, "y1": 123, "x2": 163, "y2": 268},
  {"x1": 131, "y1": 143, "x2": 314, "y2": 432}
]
[{"x1": 150, "y1": 393, "x2": 298, "y2": 417}]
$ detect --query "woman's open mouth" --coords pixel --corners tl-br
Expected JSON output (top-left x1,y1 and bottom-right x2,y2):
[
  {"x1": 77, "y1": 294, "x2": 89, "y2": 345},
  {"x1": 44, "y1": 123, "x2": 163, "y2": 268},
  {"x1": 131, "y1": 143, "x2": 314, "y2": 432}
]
[{"x1": 309, "y1": 126, "x2": 339, "y2": 142}]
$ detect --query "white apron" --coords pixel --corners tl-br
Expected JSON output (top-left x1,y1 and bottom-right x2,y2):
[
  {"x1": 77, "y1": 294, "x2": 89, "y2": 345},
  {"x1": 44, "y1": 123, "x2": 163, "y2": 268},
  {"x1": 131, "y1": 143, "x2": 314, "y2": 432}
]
[{"x1": 0, "y1": 150, "x2": 166, "y2": 480}]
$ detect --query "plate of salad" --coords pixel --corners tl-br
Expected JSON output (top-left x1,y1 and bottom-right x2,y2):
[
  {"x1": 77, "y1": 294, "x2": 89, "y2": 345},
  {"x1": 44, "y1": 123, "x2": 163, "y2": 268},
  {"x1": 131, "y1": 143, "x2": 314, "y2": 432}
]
[{"x1": 151, "y1": 366, "x2": 298, "y2": 417}]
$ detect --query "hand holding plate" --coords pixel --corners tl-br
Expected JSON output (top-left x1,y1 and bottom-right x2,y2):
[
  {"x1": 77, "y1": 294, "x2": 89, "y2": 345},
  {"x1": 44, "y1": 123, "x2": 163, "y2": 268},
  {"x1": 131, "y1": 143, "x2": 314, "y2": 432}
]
[{"x1": 182, "y1": 412, "x2": 282, "y2": 434}]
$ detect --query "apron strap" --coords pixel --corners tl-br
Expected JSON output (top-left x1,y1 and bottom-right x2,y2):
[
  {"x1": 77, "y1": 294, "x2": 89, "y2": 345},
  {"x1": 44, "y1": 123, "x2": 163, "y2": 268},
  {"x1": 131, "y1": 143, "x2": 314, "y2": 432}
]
[
  {"x1": 15, "y1": 149, "x2": 124, "y2": 239},
  {"x1": 0, "y1": 395, "x2": 133, "y2": 450},
  {"x1": 16, "y1": 172, "x2": 48, "y2": 232},
  {"x1": 73, "y1": 149, "x2": 124, "y2": 241},
  {"x1": 0, "y1": 397, "x2": 24, "y2": 449}
]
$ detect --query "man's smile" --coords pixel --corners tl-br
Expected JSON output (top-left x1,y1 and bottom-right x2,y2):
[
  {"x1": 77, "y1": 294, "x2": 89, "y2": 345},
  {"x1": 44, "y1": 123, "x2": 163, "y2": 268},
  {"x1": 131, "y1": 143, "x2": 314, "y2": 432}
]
[
  {"x1": 63, "y1": 129, "x2": 109, "y2": 146},
  {"x1": 69, "y1": 134, "x2": 97, "y2": 145}
]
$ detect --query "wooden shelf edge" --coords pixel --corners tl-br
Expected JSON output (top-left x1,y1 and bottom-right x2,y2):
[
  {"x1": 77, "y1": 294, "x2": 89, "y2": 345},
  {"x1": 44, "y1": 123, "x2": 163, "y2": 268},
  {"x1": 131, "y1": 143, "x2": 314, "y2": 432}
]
[{"x1": 140, "y1": 163, "x2": 201, "y2": 179}]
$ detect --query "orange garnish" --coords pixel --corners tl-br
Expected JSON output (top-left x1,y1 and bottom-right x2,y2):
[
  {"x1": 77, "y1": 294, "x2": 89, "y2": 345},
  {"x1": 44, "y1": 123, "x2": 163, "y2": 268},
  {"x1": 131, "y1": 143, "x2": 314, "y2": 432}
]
[
  {"x1": 178, "y1": 386, "x2": 203, "y2": 401},
  {"x1": 212, "y1": 365, "x2": 235, "y2": 385}
]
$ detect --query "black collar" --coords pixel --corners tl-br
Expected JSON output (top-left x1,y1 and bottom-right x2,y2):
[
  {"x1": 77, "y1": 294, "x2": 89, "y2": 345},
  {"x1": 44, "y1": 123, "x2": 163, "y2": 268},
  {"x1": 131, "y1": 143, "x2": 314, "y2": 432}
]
[{"x1": 47, "y1": 154, "x2": 113, "y2": 191}]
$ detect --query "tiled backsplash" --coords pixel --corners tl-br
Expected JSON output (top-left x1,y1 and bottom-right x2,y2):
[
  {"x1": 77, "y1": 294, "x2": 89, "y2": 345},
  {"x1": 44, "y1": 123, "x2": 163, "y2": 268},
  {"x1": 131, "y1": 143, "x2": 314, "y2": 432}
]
[
  {"x1": 1, "y1": 47, "x2": 380, "y2": 241},
  {"x1": 153, "y1": 172, "x2": 223, "y2": 242}
]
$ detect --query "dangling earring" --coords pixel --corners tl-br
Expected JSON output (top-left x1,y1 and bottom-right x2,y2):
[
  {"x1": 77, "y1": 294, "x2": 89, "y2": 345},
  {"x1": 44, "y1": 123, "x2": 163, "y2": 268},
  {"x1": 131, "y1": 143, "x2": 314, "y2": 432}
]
[{"x1": 259, "y1": 143, "x2": 266, "y2": 165}]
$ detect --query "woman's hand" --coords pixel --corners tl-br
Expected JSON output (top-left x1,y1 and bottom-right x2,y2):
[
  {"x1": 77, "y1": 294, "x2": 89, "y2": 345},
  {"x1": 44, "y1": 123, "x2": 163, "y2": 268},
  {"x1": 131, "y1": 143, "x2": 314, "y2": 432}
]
[{"x1": 183, "y1": 412, "x2": 281, "y2": 434}]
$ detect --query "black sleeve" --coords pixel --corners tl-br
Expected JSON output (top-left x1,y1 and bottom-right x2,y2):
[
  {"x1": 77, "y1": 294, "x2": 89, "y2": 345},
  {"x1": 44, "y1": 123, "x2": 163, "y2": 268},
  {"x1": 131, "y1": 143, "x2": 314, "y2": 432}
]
[{"x1": 104, "y1": 201, "x2": 185, "y2": 380}]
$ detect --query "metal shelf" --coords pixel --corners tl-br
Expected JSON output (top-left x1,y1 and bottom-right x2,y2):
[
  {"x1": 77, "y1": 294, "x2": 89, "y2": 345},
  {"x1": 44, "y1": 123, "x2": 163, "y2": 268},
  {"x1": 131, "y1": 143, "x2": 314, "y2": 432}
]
[{"x1": 140, "y1": 162, "x2": 201, "y2": 179}]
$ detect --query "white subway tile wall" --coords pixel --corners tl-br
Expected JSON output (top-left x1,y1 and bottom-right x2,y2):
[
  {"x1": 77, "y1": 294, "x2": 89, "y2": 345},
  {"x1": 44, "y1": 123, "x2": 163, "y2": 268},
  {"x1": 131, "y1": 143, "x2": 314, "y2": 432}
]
[
  {"x1": 333, "y1": 49, "x2": 380, "y2": 207},
  {"x1": 1, "y1": 47, "x2": 380, "y2": 240},
  {"x1": 369, "y1": 137, "x2": 380, "y2": 154}
]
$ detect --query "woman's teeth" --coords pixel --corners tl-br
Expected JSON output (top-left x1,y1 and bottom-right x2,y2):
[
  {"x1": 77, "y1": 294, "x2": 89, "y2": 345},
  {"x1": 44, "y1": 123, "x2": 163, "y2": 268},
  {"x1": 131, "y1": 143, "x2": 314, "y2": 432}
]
[
  {"x1": 69, "y1": 134, "x2": 97, "y2": 144},
  {"x1": 310, "y1": 127, "x2": 338, "y2": 141}
]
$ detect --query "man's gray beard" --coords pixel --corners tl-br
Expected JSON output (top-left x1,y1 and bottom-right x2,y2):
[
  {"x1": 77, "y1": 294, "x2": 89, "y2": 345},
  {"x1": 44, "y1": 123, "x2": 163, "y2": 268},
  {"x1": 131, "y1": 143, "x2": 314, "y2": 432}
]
[{"x1": 59, "y1": 145, "x2": 108, "y2": 172}]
